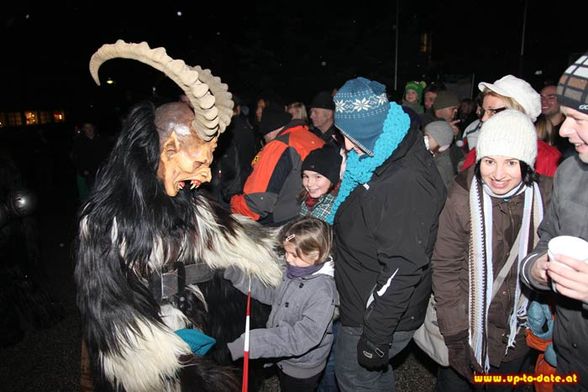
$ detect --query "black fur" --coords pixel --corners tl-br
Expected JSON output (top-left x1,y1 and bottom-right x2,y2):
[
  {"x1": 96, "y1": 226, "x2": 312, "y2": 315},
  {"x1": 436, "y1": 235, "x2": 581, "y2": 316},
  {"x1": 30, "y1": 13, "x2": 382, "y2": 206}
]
[{"x1": 200, "y1": 273, "x2": 272, "y2": 391}]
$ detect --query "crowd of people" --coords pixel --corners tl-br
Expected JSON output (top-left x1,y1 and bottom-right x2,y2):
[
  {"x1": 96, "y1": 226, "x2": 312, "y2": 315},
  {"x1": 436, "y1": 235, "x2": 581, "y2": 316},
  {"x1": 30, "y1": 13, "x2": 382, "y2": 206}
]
[
  {"x1": 7, "y1": 46, "x2": 585, "y2": 392},
  {"x1": 195, "y1": 51, "x2": 587, "y2": 392}
]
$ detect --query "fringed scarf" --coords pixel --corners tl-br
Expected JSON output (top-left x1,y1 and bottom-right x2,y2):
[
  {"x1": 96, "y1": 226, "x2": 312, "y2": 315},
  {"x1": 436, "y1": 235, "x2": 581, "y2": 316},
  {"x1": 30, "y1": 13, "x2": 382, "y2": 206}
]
[
  {"x1": 326, "y1": 103, "x2": 410, "y2": 224},
  {"x1": 468, "y1": 179, "x2": 543, "y2": 372}
]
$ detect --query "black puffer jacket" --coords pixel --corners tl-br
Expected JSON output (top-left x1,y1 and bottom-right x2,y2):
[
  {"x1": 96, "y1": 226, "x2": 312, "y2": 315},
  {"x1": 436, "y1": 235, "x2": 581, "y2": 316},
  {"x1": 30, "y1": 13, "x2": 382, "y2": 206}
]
[{"x1": 333, "y1": 125, "x2": 447, "y2": 345}]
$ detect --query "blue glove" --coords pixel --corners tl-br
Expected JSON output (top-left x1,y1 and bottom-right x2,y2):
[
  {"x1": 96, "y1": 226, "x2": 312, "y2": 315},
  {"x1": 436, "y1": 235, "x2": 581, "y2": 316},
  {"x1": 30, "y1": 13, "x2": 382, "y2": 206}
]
[
  {"x1": 527, "y1": 300, "x2": 553, "y2": 339},
  {"x1": 175, "y1": 328, "x2": 216, "y2": 356},
  {"x1": 545, "y1": 343, "x2": 557, "y2": 367}
]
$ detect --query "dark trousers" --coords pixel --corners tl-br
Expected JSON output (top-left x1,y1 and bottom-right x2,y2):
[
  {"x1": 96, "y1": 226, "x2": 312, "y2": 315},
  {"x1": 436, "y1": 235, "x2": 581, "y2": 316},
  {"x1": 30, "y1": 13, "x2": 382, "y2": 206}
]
[
  {"x1": 317, "y1": 319, "x2": 340, "y2": 392},
  {"x1": 334, "y1": 325, "x2": 414, "y2": 392},
  {"x1": 277, "y1": 368, "x2": 322, "y2": 392}
]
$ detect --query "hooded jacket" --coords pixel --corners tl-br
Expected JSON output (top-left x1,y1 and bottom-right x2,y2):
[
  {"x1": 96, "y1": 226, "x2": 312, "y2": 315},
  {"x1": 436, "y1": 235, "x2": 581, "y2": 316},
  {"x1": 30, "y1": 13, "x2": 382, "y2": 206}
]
[{"x1": 226, "y1": 260, "x2": 337, "y2": 379}]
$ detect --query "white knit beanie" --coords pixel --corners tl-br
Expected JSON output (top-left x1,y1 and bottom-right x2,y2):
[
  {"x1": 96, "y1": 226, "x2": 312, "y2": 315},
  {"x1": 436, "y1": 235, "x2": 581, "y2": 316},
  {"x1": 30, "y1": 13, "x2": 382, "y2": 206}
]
[{"x1": 476, "y1": 109, "x2": 537, "y2": 167}]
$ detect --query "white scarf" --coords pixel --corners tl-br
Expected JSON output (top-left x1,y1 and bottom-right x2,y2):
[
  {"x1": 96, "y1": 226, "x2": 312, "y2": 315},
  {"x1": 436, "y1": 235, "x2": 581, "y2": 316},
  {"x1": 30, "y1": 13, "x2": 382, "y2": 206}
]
[{"x1": 468, "y1": 179, "x2": 543, "y2": 372}]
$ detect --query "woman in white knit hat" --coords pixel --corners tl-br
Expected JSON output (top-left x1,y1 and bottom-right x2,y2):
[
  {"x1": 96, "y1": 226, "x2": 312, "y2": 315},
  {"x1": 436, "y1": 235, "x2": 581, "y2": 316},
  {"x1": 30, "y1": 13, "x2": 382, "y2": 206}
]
[{"x1": 430, "y1": 109, "x2": 553, "y2": 391}]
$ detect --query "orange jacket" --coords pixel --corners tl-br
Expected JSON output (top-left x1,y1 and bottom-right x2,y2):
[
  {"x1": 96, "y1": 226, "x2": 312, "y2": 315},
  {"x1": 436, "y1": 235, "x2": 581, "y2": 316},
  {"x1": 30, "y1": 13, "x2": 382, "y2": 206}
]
[{"x1": 230, "y1": 122, "x2": 324, "y2": 225}]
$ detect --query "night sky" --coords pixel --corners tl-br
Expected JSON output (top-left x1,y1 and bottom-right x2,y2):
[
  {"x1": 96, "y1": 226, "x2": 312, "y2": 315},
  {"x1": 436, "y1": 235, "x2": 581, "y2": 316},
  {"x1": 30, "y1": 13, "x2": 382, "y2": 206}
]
[{"x1": 1, "y1": 0, "x2": 585, "y2": 118}]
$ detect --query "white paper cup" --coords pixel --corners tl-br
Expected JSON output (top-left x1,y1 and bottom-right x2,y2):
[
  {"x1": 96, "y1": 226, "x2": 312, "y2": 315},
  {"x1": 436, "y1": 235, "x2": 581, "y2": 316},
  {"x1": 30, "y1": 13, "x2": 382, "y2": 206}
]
[{"x1": 547, "y1": 236, "x2": 588, "y2": 292}]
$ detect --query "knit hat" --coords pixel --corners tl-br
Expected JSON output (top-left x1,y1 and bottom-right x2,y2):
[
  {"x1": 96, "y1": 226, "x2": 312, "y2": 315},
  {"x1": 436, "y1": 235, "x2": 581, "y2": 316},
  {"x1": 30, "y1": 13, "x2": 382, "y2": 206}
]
[
  {"x1": 301, "y1": 144, "x2": 342, "y2": 184},
  {"x1": 310, "y1": 91, "x2": 335, "y2": 111},
  {"x1": 432, "y1": 90, "x2": 460, "y2": 111},
  {"x1": 476, "y1": 109, "x2": 537, "y2": 167},
  {"x1": 478, "y1": 75, "x2": 541, "y2": 122},
  {"x1": 334, "y1": 77, "x2": 389, "y2": 156},
  {"x1": 424, "y1": 121, "x2": 454, "y2": 152},
  {"x1": 404, "y1": 81, "x2": 427, "y2": 102},
  {"x1": 258, "y1": 103, "x2": 292, "y2": 135},
  {"x1": 557, "y1": 51, "x2": 588, "y2": 114}
]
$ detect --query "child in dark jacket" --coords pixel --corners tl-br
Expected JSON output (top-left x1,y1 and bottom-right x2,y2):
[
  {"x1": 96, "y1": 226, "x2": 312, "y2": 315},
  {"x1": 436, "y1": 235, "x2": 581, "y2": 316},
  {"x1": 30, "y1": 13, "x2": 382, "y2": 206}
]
[{"x1": 224, "y1": 216, "x2": 337, "y2": 392}]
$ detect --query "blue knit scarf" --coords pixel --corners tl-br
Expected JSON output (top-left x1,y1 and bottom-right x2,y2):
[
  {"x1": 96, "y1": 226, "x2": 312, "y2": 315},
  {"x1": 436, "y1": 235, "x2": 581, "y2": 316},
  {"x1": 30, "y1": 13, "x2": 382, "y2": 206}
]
[{"x1": 326, "y1": 103, "x2": 410, "y2": 224}]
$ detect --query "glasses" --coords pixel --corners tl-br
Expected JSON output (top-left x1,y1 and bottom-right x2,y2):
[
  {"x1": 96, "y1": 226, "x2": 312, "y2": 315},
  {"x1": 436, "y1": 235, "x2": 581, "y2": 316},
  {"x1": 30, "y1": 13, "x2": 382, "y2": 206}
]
[{"x1": 477, "y1": 106, "x2": 507, "y2": 119}]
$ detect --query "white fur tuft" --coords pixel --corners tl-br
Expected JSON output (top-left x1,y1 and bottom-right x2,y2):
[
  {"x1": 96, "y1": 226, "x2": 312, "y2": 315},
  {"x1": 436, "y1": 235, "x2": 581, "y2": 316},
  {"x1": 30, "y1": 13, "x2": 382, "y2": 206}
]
[
  {"x1": 101, "y1": 318, "x2": 190, "y2": 392},
  {"x1": 186, "y1": 285, "x2": 208, "y2": 312},
  {"x1": 193, "y1": 203, "x2": 282, "y2": 287},
  {"x1": 160, "y1": 304, "x2": 190, "y2": 331},
  {"x1": 148, "y1": 236, "x2": 166, "y2": 269}
]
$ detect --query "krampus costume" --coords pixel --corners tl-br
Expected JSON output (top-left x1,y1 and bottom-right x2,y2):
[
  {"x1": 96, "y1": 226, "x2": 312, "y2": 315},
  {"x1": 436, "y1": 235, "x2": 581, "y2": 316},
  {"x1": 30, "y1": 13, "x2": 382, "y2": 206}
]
[{"x1": 75, "y1": 41, "x2": 282, "y2": 392}]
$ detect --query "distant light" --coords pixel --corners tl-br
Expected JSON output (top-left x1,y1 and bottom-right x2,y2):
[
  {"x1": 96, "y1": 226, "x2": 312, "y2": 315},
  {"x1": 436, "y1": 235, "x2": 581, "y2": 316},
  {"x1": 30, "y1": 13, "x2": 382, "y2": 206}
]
[
  {"x1": 25, "y1": 14, "x2": 30, "y2": 20},
  {"x1": 53, "y1": 111, "x2": 65, "y2": 122},
  {"x1": 321, "y1": 61, "x2": 327, "y2": 67},
  {"x1": 534, "y1": 70, "x2": 543, "y2": 75},
  {"x1": 176, "y1": 10, "x2": 183, "y2": 17},
  {"x1": 106, "y1": 77, "x2": 114, "y2": 85},
  {"x1": 216, "y1": 31, "x2": 221, "y2": 36},
  {"x1": 152, "y1": 86, "x2": 157, "y2": 93}
]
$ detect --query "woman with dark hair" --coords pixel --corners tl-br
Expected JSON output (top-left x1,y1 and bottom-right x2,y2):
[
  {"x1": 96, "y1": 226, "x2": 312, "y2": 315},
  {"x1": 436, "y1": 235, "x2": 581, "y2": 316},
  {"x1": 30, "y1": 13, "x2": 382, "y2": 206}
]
[{"x1": 431, "y1": 110, "x2": 553, "y2": 391}]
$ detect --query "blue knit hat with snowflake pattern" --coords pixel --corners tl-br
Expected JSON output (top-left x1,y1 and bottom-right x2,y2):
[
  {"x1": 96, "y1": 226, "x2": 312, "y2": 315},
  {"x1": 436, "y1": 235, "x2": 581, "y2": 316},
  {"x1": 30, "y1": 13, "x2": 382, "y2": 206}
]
[{"x1": 334, "y1": 77, "x2": 389, "y2": 156}]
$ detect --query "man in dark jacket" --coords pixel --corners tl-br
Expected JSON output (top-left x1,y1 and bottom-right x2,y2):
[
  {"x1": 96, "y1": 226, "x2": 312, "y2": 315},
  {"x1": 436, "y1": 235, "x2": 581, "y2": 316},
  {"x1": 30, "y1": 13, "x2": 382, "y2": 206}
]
[
  {"x1": 309, "y1": 90, "x2": 342, "y2": 147},
  {"x1": 328, "y1": 77, "x2": 446, "y2": 391},
  {"x1": 521, "y1": 51, "x2": 588, "y2": 391}
]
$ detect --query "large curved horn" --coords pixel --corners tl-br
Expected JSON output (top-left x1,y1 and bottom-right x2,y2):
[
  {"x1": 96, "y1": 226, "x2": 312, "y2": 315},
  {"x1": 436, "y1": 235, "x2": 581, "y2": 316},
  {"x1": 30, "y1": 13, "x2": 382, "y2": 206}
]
[{"x1": 89, "y1": 40, "x2": 233, "y2": 140}]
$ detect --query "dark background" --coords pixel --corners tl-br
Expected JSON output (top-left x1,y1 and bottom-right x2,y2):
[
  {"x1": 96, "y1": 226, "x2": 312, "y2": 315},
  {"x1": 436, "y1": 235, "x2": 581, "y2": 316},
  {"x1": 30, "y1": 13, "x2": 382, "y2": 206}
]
[{"x1": 1, "y1": 0, "x2": 585, "y2": 122}]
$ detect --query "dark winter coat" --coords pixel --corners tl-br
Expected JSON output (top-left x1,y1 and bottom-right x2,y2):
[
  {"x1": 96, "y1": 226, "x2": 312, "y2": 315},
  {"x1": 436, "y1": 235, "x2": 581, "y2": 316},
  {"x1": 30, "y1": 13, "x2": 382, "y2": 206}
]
[{"x1": 333, "y1": 125, "x2": 447, "y2": 345}]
